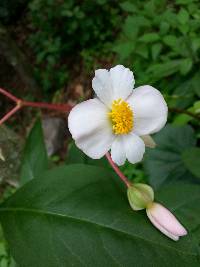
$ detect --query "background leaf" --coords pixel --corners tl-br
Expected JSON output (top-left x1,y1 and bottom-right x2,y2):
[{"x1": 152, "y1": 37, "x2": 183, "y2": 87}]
[
  {"x1": 66, "y1": 142, "x2": 108, "y2": 168},
  {"x1": 0, "y1": 164, "x2": 200, "y2": 266},
  {"x1": 182, "y1": 148, "x2": 200, "y2": 178},
  {"x1": 144, "y1": 124, "x2": 197, "y2": 188},
  {"x1": 20, "y1": 120, "x2": 48, "y2": 185}
]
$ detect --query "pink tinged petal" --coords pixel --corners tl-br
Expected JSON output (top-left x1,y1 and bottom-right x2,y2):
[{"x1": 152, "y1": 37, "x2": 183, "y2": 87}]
[
  {"x1": 127, "y1": 85, "x2": 168, "y2": 136},
  {"x1": 146, "y1": 203, "x2": 187, "y2": 241},
  {"x1": 92, "y1": 65, "x2": 135, "y2": 107},
  {"x1": 111, "y1": 137, "x2": 126, "y2": 166},
  {"x1": 68, "y1": 98, "x2": 114, "y2": 159},
  {"x1": 123, "y1": 133, "x2": 145, "y2": 164}
]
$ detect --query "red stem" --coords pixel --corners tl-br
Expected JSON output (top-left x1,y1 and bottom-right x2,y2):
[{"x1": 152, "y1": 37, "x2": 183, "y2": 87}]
[
  {"x1": 0, "y1": 88, "x2": 19, "y2": 102},
  {"x1": 105, "y1": 152, "x2": 131, "y2": 187},
  {"x1": 0, "y1": 105, "x2": 21, "y2": 125},
  {"x1": 22, "y1": 101, "x2": 72, "y2": 112},
  {"x1": 0, "y1": 87, "x2": 73, "y2": 126}
]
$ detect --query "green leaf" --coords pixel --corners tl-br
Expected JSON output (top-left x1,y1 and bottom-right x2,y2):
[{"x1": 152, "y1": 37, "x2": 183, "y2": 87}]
[
  {"x1": 123, "y1": 16, "x2": 140, "y2": 39},
  {"x1": 173, "y1": 114, "x2": 192, "y2": 126},
  {"x1": 139, "y1": 33, "x2": 160, "y2": 43},
  {"x1": 163, "y1": 35, "x2": 178, "y2": 48},
  {"x1": 66, "y1": 142, "x2": 87, "y2": 164},
  {"x1": 180, "y1": 58, "x2": 193, "y2": 75},
  {"x1": 0, "y1": 165, "x2": 200, "y2": 266},
  {"x1": 67, "y1": 142, "x2": 108, "y2": 168},
  {"x1": 144, "y1": 124, "x2": 196, "y2": 188},
  {"x1": 147, "y1": 60, "x2": 182, "y2": 80},
  {"x1": 182, "y1": 148, "x2": 200, "y2": 178},
  {"x1": 136, "y1": 44, "x2": 149, "y2": 59},
  {"x1": 20, "y1": 120, "x2": 48, "y2": 185},
  {"x1": 191, "y1": 73, "x2": 200, "y2": 97},
  {"x1": 177, "y1": 8, "x2": 189, "y2": 24},
  {"x1": 151, "y1": 43, "x2": 162, "y2": 60},
  {"x1": 113, "y1": 42, "x2": 134, "y2": 61},
  {"x1": 120, "y1": 1, "x2": 138, "y2": 13}
]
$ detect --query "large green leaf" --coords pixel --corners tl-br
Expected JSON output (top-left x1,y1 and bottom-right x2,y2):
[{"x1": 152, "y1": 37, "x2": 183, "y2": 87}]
[
  {"x1": 66, "y1": 142, "x2": 108, "y2": 168},
  {"x1": 182, "y1": 148, "x2": 200, "y2": 178},
  {"x1": 144, "y1": 124, "x2": 196, "y2": 188},
  {"x1": 20, "y1": 120, "x2": 48, "y2": 185},
  {"x1": 0, "y1": 164, "x2": 200, "y2": 266}
]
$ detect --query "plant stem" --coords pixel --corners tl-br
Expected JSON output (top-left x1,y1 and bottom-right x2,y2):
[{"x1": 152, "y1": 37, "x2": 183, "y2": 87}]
[
  {"x1": 105, "y1": 152, "x2": 131, "y2": 188},
  {"x1": 0, "y1": 105, "x2": 21, "y2": 125},
  {"x1": 0, "y1": 88, "x2": 19, "y2": 102},
  {"x1": 169, "y1": 107, "x2": 200, "y2": 121},
  {"x1": 0, "y1": 87, "x2": 73, "y2": 126},
  {"x1": 22, "y1": 101, "x2": 72, "y2": 112}
]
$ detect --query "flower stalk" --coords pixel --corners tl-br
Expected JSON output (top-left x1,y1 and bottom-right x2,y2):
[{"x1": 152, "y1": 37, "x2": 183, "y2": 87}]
[{"x1": 105, "y1": 152, "x2": 131, "y2": 187}]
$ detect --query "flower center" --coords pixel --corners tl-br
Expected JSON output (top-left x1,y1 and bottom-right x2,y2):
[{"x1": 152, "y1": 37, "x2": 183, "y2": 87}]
[{"x1": 108, "y1": 98, "x2": 133, "y2": 135}]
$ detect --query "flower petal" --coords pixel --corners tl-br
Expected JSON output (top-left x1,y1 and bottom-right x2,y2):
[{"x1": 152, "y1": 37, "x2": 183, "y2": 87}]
[
  {"x1": 146, "y1": 208, "x2": 180, "y2": 241},
  {"x1": 123, "y1": 133, "x2": 145, "y2": 164},
  {"x1": 92, "y1": 65, "x2": 135, "y2": 107},
  {"x1": 146, "y1": 203, "x2": 187, "y2": 241},
  {"x1": 127, "y1": 85, "x2": 168, "y2": 136},
  {"x1": 111, "y1": 137, "x2": 126, "y2": 166},
  {"x1": 92, "y1": 69, "x2": 112, "y2": 106},
  {"x1": 68, "y1": 98, "x2": 114, "y2": 159}
]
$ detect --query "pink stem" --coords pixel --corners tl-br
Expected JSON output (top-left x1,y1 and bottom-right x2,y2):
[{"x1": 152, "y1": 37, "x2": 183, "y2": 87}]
[
  {"x1": 0, "y1": 88, "x2": 19, "y2": 102},
  {"x1": 22, "y1": 101, "x2": 72, "y2": 112},
  {"x1": 0, "y1": 87, "x2": 74, "y2": 125},
  {"x1": 0, "y1": 105, "x2": 21, "y2": 126},
  {"x1": 105, "y1": 152, "x2": 131, "y2": 187}
]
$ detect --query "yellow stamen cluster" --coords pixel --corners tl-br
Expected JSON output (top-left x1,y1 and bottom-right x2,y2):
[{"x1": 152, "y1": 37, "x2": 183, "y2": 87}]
[{"x1": 108, "y1": 98, "x2": 133, "y2": 135}]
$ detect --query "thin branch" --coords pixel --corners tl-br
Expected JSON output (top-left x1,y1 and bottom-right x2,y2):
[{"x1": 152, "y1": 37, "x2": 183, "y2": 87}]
[
  {"x1": 0, "y1": 105, "x2": 21, "y2": 125},
  {"x1": 22, "y1": 100, "x2": 72, "y2": 112},
  {"x1": 169, "y1": 107, "x2": 200, "y2": 121},
  {"x1": 0, "y1": 87, "x2": 73, "y2": 126},
  {"x1": 0, "y1": 88, "x2": 19, "y2": 102}
]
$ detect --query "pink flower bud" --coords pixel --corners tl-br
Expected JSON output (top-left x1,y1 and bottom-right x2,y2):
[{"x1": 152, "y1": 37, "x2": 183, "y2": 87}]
[{"x1": 146, "y1": 202, "x2": 187, "y2": 241}]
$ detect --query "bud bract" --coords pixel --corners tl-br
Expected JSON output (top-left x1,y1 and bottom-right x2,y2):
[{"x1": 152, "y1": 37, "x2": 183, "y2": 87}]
[{"x1": 127, "y1": 183, "x2": 154, "y2": 211}]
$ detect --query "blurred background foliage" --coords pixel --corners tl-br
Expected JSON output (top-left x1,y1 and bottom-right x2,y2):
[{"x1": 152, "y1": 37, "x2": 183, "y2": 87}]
[{"x1": 0, "y1": 0, "x2": 200, "y2": 266}]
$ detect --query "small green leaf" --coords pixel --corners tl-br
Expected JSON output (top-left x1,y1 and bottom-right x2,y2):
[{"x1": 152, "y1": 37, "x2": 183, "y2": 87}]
[
  {"x1": 113, "y1": 42, "x2": 134, "y2": 61},
  {"x1": 151, "y1": 43, "x2": 162, "y2": 60},
  {"x1": 136, "y1": 44, "x2": 148, "y2": 59},
  {"x1": 177, "y1": 8, "x2": 189, "y2": 24},
  {"x1": 120, "y1": 1, "x2": 137, "y2": 13},
  {"x1": 20, "y1": 120, "x2": 48, "y2": 185},
  {"x1": 1, "y1": 165, "x2": 200, "y2": 266},
  {"x1": 139, "y1": 33, "x2": 160, "y2": 43},
  {"x1": 163, "y1": 35, "x2": 177, "y2": 48},
  {"x1": 191, "y1": 73, "x2": 200, "y2": 97},
  {"x1": 147, "y1": 60, "x2": 182, "y2": 80},
  {"x1": 180, "y1": 58, "x2": 193, "y2": 75},
  {"x1": 182, "y1": 148, "x2": 200, "y2": 178},
  {"x1": 159, "y1": 21, "x2": 170, "y2": 35},
  {"x1": 173, "y1": 114, "x2": 192, "y2": 126}
]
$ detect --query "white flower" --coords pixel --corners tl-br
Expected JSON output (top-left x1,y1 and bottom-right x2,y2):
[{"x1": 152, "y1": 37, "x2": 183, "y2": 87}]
[{"x1": 68, "y1": 65, "x2": 168, "y2": 165}]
